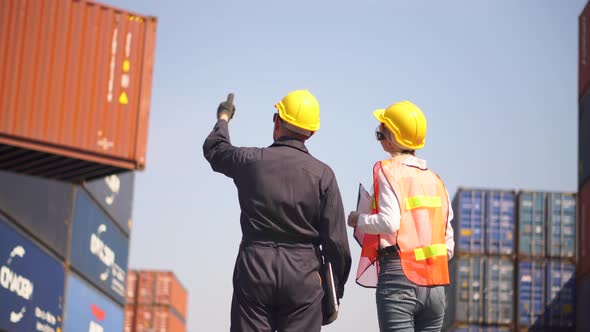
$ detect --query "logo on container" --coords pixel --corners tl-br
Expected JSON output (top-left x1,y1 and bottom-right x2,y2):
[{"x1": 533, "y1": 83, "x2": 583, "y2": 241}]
[
  {"x1": 1, "y1": 245, "x2": 34, "y2": 323},
  {"x1": 89, "y1": 304, "x2": 105, "y2": 332},
  {"x1": 104, "y1": 175, "x2": 121, "y2": 206},
  {"x1": 89, "y1": 225, "x2": 126, "y2": 297}
]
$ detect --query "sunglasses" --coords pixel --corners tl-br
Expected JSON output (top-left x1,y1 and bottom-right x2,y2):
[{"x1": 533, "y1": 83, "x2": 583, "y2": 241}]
[
  {"x1": 273, "y1": 113, "x2": 279, "y2": 122},
  {"x1": 375, "y1": 130, "x2": 386, "y2": 141}
]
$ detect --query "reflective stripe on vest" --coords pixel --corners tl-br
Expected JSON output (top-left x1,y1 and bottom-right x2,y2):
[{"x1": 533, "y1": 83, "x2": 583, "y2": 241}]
[
  {"x1": 414, "y1": 243, "x2": 447, "y2": 261},
  {"x1": 405, "y1": 196, "x2": 442, "y2": 210}
]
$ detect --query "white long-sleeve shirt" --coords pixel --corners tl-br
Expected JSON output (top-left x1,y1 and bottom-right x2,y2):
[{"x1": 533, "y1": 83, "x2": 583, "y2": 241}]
[{"x1": 357, "y1": 155, "x2": 455, "y2": 259}]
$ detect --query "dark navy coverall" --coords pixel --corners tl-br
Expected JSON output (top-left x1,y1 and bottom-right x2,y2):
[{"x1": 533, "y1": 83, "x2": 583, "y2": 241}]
[{"x1": 203, "y1": 120, "x2": 351, "y2": 332}]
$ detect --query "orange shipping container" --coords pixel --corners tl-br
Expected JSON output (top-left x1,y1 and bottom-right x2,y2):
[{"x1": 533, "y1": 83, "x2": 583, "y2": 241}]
[
  {"x1": 579, "y1": 182, "x2": 590, "y2": 277},
  {"x1": 137, "y1": 271, "x2": 156, "y2": 304},
  {"x1": 0, "y1": 0, "x2": 157, "y2": 182},
  {"x1": 581, "y1": 1, "x2": 590, "y2": 100},
  {"x1": 126, "y1": 270, "x2": 138, "y2": 304},
  {"x1": 132, "y1": 305, "x2": 186, "y2": 332},
  {"x1": 155, "y1": 271, "x2": 189, "y2": 319},
  {"x1": 125, "y1": 306, "x2": 135, "y2": 332}
]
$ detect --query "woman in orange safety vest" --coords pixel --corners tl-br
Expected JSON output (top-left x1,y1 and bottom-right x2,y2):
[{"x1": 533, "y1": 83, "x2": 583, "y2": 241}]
[{"x1": 347, "y1": 100, "x2": 455, "y2": 332}]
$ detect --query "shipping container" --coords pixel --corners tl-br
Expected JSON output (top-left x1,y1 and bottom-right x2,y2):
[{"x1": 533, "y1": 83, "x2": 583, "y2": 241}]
[
  {"x1": 517, "y1": 261, "x2": 546, "y2": 329},
  {"x1": 518, "y1": 192, "x2": 547, "y2": 257},
  {"x1": 483, "y1": 257, "x2": 514, "y2": 325},
  {"x1": 545, "y1": 260, "x2": 575, "y2": 328},
  {"x1": 485, "y1": 191, "x2": 516, "y2": 255},
  {"x1": 445, "y1": 325, "x2": 512, "y2": 332},
  {"x1": 579, "y1": 182, "x2": 590, "y2": 277},
  {"x1": 84, "y1": 171, "x2": 135, "y2": 234},
  {"x1": 0, "y1": 170, "x2": 74, "y2": 258},
  {"x1": 0, "y1": 216, "x2": 64, "y2": 332},
  {"x1": 580, "y1": 1, "x2": 590, "y2": 100},
  {"x1": 133, "y1": 270, "x2": 189, "y2": 319},
  {"x1": 70, "y1": 190, "x2": 129, "y2": 305},
  {"x1": 444, "y1": 256, "x2": 485, "y2": 328},
  {"x1": 133, "y1": 305, "x2": 186, "y2": 332},
  {"x1": 452, "y1": 189, "x2": 485, "y2": 254},
  {"x1": 125, "y1": 306, "x2": 135, "y2": 332},
  {"x1": 137, "y1": 271, "x2": 156, "y2": 305},
  {"x1": 154, "y1": 271, "x2": 189, "y2": 319},
  {"x1": 546, "y1": 193, "x2": 576, "y2": 259},
  {"x1": 577, "y1": 277, "x2": 590, "y2": 332},
  {"x1": 0, "y1": 0, "x2": 157, "y2": 182},
  {"x1": 127, "y1": 270, "x2": 138, "y2": 304},
  {"x1": 63, "y1": 273, "x2": 124, "y2": 332},
  {"x1": 580, "y1": 92, "x2": 590, "y2": 186}
]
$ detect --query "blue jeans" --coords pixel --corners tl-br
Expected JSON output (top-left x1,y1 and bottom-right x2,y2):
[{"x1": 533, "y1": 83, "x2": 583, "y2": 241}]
[{"x1": 376, "y1": 256, "x2": 446, "y2": 332}]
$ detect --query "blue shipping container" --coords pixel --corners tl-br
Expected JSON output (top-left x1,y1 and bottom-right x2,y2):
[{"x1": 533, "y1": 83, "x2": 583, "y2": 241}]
[
  {"x1": 578, "y1": 277, "x2": 590, "y2": 332},
  {"x1": 63, "y1": 273, "x2": 124, "y2": 332},
  {"x1": 518, "y1": 192, "x2": 546, "y2": 257},
  {"x1": 84, "y1": 171, "x2": 135, "y2": 235},
  {"x1": 546, "y1": 193, "x2": 576, "y2": 259},
  {"x1": 483, "y1": 257, "x2": 514, "y2": 325},
  {"x1": 452, "y1": 190, "x2": 485, "y2": 254},
  {"x1": 445, "y1": 256, "x2": 485, "y2": 327},
  {"x1": 517, "y1": 261, "x2": 545, "y2": 328},
  {"x1": 485, "y1": 191, "x2": 516, "y2": 255},
  {"x1": 0, "y1": 170, "x2": 74, "y2": 258},
  {"x1": 70, "y1": 191, "x2": 129, "y2": 305},
  {"x1": 545, "y1": 260, "x2": 575, "y2": 327},
  {"x1": 0, "y1": 216, "x2": 64, "y2": 332}
]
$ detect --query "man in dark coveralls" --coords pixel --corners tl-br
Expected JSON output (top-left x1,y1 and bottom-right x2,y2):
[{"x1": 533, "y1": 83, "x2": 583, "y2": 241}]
[{"x1": 203, "y1": 90, "x2": 352, "y2": 332}]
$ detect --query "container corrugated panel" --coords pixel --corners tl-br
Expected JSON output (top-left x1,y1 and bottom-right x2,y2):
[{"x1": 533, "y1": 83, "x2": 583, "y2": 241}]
[
  {"x1": 580, "y1": 1, "x2": 590, "y2": 100},
  {"x1": 445, "y1": 325, "x2": 513, "y2": 332},
  {"x1": 518, "y1": 192, "x2": 547, "y2": 257},
  {"x1": 485, "y1": 191, "x2": 516, "y2": 255},
  {"x1": 152, "y1": 306, "x2": 187, "y2": 332},
  {"x1": 137, "y1": 271, "x2": 156, "y2": 304},
  {"x1": 134, "y1": 305, "x2": 154, "y2": 331},
  {"x1": 0, "y1": 170, "x2": 74, "y2": 258},
  {"x1": 0, "y1": 216, "x2": 65, "y2": 332},
  {"x1": 546, "y1": 193, "x2": 576, "y2": 259},
  {"x1": 63, "y1": 273, "x2": 124, "y2": 331},
  {"x1": 84, "y1": 171, "x2": 135, "y2": 234},
  {"x1": 126, "y1": 270, "x2": 138, "y2": 304},
  {"x1": 444, "y1": 256, "x2": 485, "y2": 328},
  {"x1": 0, "y1": 0, "x2": 157, "y2": 182},
  {"x1": 579, "y1": 182, "x2": 590, "y2": 277},
  {"x1": 517, "y1": 260, "x2": 546, "y2": 328},
  {"x1": 155, "y1": 271, "x2": 189, "y2": 319},
  {"x1": 452, "y1": 189, "x2": 485, "y2": 254},
  {"x1": 579, "y1": 93, "x2": 590, "y2": 186},
  {"x1": 125, "y1": 305, "x2": 135, "y2": 332},
  {"x1": 545, "y1": 260, "x2": 575, "y2": 328},
  {"x1": 577, "y1": 277, "x2": 590, "y2": 332},
  {"x1": 484, "y1": 257, "x2": 514, "y2": 325},
  {"x1": 69, "y1": 190, "x2": 129, "y2": 305}
]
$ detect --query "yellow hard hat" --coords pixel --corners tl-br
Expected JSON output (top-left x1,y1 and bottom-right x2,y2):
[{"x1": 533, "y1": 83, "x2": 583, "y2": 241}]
[
  {"x1": 373, "y1": 100, "x2": 427, "y2": 150},
  {"x1": 274, "y1": 90, "x2": 320, "y2": 131}
]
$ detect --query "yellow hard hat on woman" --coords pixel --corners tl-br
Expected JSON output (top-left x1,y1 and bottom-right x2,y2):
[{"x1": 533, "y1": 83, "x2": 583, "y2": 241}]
[{"x1": 373, "y1": 100, "x2": 427, "y2": 150}]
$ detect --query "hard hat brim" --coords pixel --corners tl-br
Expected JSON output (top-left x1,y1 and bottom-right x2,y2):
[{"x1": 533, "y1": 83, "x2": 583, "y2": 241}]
[{"x1": 373, "y1": 109, "x2": 386, "y2": 123}]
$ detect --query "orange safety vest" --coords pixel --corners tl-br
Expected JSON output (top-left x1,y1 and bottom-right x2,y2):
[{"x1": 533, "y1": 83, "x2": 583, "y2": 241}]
[{"x1": 355, "y1": 156, "x2": 450, "y2": 287}]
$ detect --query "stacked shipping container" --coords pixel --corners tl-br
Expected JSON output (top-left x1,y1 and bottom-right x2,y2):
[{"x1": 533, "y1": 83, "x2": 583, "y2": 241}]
[
  {"x1": 445, "y1": 189, "x2": 577, "y2": 331},
  {"x1": 125, "y1": 270, "x2": 189, "y2": 332},
  {"x1": 0, "y1": 169, "x2": 134, "y2": 331},
  {"x1": 445, "y1": 189, "x2": 516, "y2": 331},
  {"x1": 580, "y1": 2, "x2": 590, "y2": 331}
]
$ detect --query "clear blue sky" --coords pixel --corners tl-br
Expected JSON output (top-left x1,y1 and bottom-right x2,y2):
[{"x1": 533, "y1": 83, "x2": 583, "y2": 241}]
[{"x1": 102, "y1": 1, "x2": 584, "y2": 331}]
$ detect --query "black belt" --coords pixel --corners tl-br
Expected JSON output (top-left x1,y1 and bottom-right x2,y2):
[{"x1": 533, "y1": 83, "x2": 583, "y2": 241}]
[{"x1": 378, "y1": 244, "x2": 400, "y2": 258}]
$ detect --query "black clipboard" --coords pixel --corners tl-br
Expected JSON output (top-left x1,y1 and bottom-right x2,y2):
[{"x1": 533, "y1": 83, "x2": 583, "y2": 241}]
[{"x1": 321, "y1": 259, "x2": 339, "y2": 325}]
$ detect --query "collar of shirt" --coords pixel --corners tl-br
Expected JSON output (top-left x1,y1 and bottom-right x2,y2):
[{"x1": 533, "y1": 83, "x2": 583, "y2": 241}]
[
  {"x1": 399, "y1": 154, "x2": 428, "y2": 170},
  {"x1": 270, "y1": 137, "x2": 309, "y2": 154}
]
